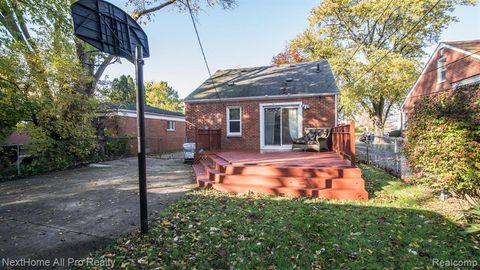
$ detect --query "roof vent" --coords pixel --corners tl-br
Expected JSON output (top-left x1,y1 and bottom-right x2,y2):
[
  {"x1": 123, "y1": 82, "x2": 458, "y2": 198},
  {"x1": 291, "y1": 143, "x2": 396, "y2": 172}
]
[
  {"x1": 286, "y1": 78, "x2": 293, "y2": 82},
  {"x1": 316, "y1": 63, "x2": 320, "y2": 72},
  {"x1": 241, "y1": 69, "x2": 248, "y2": 73},
  {"x1": 289, "y1": 64, "x2": 296, "y2": 67},
  {"x1": 227, "y1": 81, "x2": 234, "y2": 86}
]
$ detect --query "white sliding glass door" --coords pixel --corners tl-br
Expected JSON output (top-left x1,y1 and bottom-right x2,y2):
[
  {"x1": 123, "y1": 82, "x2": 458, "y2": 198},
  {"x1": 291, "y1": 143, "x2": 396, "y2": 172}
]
[
  {"x1": 260, "y1": 103, "x2": 302, "y2": 149},
  {"x1": 264, "y1": 108, "x2": 281, "y2": 146}
]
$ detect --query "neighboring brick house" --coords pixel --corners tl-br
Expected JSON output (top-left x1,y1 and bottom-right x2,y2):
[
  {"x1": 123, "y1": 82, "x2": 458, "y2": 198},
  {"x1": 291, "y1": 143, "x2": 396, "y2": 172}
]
[
  {"x1": 106, "y1": 104, "x2": 186, "y2": 154},
  {"x1": 401, "y1": 40, "x2": 480, "y2": 129},
  {"x1": 184, "y1": 61, "x2": 339, "y2": 151}
]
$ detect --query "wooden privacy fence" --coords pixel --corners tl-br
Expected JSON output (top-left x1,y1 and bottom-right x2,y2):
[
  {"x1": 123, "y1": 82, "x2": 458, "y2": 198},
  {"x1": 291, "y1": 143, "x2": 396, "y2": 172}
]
[
  {"x1": 332, "y1": 121, "x2": 356, "y2": 165},
  {"x1": 195, "y1": 129, "x2": 221, "y2": 153}
]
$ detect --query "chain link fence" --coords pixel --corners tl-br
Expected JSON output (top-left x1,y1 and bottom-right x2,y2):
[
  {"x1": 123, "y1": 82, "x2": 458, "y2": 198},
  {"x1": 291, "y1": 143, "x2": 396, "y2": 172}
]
[
  {"x1": 0, "y1": 137, "x2": 183, "y2": 179},
  {"x1": 356, "y1": 136, "x2": 411, "y2": 179}
]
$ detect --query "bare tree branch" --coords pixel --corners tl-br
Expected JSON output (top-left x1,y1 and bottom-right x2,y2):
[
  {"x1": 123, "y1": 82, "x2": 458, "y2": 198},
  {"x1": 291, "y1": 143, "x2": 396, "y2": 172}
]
[
  {"x1": 94, "y1": 55, "x2": 115, "y2": 82},
  {"x1": 132, "y1": 0, "x2": 177, "y2": 20}
]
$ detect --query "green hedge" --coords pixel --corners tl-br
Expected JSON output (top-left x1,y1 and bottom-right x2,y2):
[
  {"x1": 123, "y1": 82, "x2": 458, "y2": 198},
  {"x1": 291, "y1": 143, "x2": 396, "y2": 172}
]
[
  {"x1": 404, "y1": 89, "x2": 479, "y2": 200},
  {"x1": 1, "y1": 137, "x2": 131, "y2": 179},
  {"x1": 22, "y1": 138, "x2": 98, "y2": 175}
]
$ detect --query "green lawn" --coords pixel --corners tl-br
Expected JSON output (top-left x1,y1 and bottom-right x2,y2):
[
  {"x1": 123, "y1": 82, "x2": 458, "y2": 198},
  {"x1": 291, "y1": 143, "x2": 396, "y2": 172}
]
[{"x1": 90, "y1": 165, "x2": 479, "y2": 269}]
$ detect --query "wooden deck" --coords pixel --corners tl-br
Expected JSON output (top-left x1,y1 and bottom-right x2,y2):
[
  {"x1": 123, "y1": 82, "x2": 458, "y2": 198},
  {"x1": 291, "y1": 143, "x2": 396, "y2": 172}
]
[
  {"x1": 215, "y1": 151, "x2": 352, "y2": 167},
  {"x1": 193, "y1": 151, "x2": 368, "y2": 200}
]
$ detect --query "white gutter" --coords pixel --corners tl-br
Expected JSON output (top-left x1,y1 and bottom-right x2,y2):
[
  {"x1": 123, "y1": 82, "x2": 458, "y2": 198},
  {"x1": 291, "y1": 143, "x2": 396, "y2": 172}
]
[{"x1": 115, "y1": 109, "x2": 185, "y2": 122}]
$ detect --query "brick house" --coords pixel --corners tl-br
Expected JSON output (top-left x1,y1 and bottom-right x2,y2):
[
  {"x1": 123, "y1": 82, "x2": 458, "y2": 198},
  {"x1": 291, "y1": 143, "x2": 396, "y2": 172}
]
[
  {"x1": 5, "y1": 104, "x2": 186, "y2": 154},
  {"x1": 401, "y1": 40, "x2": 480, "y2": 129},
  {"x1": 184, "y1": 61, "x2": 339, "y2": 151},
  {"x1": 106, "y1": 104, "x2": 186, "y2": 154}
]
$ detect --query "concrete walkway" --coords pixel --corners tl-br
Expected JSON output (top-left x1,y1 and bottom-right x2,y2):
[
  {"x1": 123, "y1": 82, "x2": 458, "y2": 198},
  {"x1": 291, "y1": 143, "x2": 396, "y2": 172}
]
[{"x1": 0, "y1": 156, "x2": 195, "y2": 263}]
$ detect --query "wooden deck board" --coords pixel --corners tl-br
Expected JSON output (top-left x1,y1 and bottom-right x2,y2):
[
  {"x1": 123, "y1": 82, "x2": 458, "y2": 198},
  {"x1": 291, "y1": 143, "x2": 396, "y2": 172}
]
[{"x1": 214, "y1": 151, "x2": 352, "y2": 167}]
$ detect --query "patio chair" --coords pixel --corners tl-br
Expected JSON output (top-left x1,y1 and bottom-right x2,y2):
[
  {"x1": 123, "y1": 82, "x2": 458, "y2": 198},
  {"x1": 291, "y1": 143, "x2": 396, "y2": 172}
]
[{"x1": 292, "y1": 128, "x2": 331, "y2": 152}]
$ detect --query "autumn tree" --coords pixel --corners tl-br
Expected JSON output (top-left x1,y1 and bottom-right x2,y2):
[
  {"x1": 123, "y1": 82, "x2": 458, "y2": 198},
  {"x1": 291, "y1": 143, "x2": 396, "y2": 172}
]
[
  {"x1": 100, "y1": 75, "x2": 137, "y2": 104},
  {"x1": 0, "y1": 0, "x2": 235, "y2": 136},
  {"x1": 0, "y1": 0, "x2": 99, "y2": 169},
  {"x1": 290, "y1": 0, "x2": 477, "y2": 136},
  {"x1": 146, "y1": 81, "x2": 184, "y2": 112},
  {"x1": 100, "y1": 75, "x2": 183, "y2": 112},
  {"x1": 0, "y1": 0, "x2": 96, "y2": 134},
  {"x1": 271, "y1": 44, "x2": 307, "y2": 65},
  {"x1": 1, "y1": 0, "x2": 237, "y2": 97}
]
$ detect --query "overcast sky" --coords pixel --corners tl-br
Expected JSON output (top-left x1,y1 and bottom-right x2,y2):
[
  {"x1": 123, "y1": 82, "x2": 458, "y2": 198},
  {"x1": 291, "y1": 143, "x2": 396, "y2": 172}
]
[{"x1": 104, "y1": 1, "x2": 480, "y2": 98}]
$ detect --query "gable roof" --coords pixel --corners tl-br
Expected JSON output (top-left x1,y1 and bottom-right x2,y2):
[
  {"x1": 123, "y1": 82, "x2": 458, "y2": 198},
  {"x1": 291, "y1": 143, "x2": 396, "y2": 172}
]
[
  {"x1": 185, "y1": 60, "x2": 339, "y2": 103},
  {"x1": 444, "y1": 40, "x2": 480, "y2": 55},
  {"x1": 106, "y1": 103, "x2": 184, "y2": 117},
  {"x1": 401, "y1": 40, "x2": 480, "y2": 109}
]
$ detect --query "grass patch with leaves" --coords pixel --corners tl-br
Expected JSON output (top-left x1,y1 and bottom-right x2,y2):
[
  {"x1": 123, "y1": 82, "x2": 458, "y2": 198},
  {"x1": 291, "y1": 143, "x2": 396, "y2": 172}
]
[{"x1": 89, "y1": 165, "x2": 479, "y2": 269}]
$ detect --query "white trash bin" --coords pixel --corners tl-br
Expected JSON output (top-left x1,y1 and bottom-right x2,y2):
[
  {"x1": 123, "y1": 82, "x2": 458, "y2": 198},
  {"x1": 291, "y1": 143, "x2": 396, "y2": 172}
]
[{"x1": 183, "y1": 143, "x2": 195, "y2": 163}]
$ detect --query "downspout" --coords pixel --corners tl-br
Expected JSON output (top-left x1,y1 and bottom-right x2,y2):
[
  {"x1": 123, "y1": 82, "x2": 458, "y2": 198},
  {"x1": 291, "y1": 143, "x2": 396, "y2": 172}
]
[{"x1": 334, "y1": 94, "x2": 338, "y2": 126}]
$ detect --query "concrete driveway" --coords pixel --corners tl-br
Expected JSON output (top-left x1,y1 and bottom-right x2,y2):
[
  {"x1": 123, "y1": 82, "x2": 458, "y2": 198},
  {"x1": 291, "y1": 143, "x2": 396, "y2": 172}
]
[{"x1": 0, "y1": 155, "x2": 195, "y2": 263}]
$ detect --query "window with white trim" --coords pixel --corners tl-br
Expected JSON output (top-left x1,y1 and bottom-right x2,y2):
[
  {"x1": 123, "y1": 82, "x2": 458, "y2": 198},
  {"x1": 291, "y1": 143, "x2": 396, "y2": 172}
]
[
  {"x1": 227, "y1": 107, "x2": 241, "y2": 136},
  {"x1": 167, "y1": 121, "x2": 175, "y2": 131},
  {"x1": 437, "y1": 56, "x2": 446, "y2": 83}
]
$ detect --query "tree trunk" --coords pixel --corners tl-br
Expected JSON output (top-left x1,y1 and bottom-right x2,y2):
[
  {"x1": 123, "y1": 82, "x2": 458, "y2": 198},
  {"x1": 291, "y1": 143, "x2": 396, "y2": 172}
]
[{"x1": 372, "y1": 114, "x2": 387, "y2": 144}]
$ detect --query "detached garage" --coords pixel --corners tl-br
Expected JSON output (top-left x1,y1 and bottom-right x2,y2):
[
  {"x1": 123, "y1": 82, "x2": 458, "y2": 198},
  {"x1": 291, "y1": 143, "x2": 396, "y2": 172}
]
[{"x1": 106, "y1": 104, "x2": 185, "y2": 154}]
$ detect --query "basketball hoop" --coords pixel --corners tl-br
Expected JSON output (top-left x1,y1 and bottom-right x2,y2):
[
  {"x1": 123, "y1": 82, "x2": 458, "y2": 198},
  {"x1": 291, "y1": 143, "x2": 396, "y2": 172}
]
[{"x1": 72, "y1": 0, "x2": 150, "y2": 234}]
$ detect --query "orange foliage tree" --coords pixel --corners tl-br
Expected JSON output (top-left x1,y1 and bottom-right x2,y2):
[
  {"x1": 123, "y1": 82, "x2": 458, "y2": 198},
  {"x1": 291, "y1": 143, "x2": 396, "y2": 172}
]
[{"x1": 271, "y1": 44, "x2": 308, "y2": 65}]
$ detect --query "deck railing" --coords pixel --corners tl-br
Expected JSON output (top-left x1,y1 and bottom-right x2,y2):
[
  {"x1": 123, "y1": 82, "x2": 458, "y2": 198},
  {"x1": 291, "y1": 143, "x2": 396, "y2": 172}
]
[
  {"x1": 195, "y1": 129, "x2": 221, "y2": 153},
  {"x1": 331, "y1": 121, "x2": 356, "y2": 165}
]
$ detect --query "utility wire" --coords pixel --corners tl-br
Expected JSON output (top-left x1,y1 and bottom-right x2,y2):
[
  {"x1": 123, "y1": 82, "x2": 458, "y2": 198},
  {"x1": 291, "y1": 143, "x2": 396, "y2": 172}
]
[
  {"x1": 185, "y1": 0, "x2": 223, "y2": 104},
  {"x1": 348, "y1": 0, "x2": 396, "y2": 61},
  {"x1": 350, "y1": 0, "x2": 442, "y2": 87},
  {"x1": 419, "y1": 48, "x2": 480, "y2": 77},
  {"x1": 404, "y1": 83, "x2": 479, "y2": 101},
  {"x1": 401, "y1": 48, "x2": 480, "y2": 103},
  {"x1": 322, "y1": 0, "x2": 396, "y2": 92},
  {"x1": 320, "y1": 0, "x2": 443, "y2": 123}
]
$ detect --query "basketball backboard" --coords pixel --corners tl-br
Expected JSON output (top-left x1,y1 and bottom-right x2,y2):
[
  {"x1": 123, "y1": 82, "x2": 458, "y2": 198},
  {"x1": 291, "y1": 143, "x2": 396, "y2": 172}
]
[{"x1": 71, "y1": 0, "x2": 149, "y2": 63}]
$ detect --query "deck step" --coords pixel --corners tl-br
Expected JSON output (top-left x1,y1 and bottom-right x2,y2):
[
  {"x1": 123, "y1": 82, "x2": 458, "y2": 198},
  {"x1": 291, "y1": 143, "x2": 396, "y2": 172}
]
[
  {"x1": 193, "y1": 152, "x2": 369, "y2": 201},
  {"x1": 200, "y1": 158, "x2": 215, "y2": 169},
  {"x1": 212, "y1": 184, "x2": 368, "y2": 200},
  {"x1": 197, "y1": 179, "x2": 215, "y2": 187},
  {"x1": 220, "y1": 165, "x2": 361, "y2": 178},
  {"x1": 192, "y1": 164, "x2": 206, "y2": 177},
  {"x1": 212, "y1": 175, "x2": 364, "y2": 189},
  {"x1": 207, "y1": 154, "x2": 229, "y2": 168}
]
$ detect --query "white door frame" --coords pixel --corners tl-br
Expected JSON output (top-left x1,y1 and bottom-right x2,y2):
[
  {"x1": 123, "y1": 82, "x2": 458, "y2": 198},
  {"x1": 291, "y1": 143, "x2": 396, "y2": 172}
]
[{"x1": 259, "y1": 102, "x2": 303, "y2": 150}]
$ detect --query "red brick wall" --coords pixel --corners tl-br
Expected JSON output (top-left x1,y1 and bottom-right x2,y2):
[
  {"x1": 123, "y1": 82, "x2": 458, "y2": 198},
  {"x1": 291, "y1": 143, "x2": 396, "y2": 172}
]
[
  {"x1": 403, "y1": 47, "x2": 480, "y2": 114},
  {"x1": 108, "y1": 115, "x2": 186, "y2": 154},
  {"x1": 185, "y1": 95, "x2": 336, "y2": 150}
]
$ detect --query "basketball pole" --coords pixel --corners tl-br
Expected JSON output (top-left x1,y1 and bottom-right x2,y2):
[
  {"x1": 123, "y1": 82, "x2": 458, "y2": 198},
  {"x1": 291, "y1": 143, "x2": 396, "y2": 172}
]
[{"x1": 135, "y1": 45, "x2": 148, "y2": 234}]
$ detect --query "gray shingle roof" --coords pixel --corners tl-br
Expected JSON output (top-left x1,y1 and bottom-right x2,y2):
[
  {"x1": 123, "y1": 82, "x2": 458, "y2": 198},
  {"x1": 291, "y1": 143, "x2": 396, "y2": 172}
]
[
  {"x1": 106, "y1": 103, "x2": 184, "y2": 117},
  {"x1": 185, "y1": 60, "x2": 338, "y2": 102}
]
